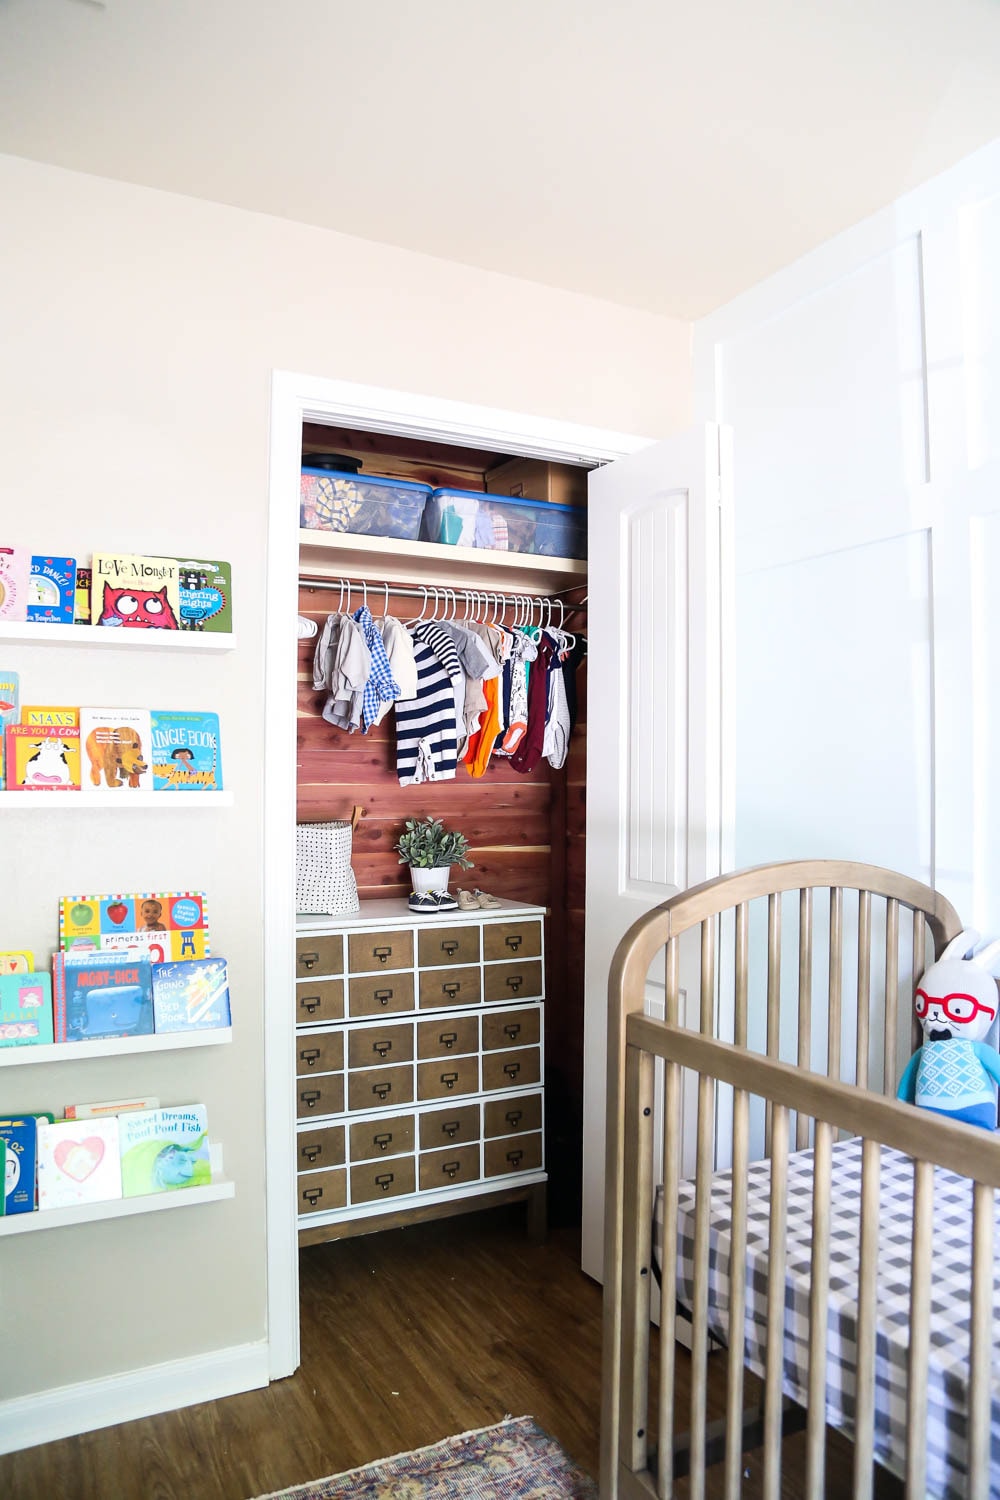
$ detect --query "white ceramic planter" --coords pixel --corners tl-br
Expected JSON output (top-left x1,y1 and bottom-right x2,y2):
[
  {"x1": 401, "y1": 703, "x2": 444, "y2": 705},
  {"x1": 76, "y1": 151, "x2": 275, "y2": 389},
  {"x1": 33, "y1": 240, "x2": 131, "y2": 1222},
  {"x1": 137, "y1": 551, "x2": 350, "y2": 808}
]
[{"x1": 409, "y1": 866, "x2": 451, "y2": 896}]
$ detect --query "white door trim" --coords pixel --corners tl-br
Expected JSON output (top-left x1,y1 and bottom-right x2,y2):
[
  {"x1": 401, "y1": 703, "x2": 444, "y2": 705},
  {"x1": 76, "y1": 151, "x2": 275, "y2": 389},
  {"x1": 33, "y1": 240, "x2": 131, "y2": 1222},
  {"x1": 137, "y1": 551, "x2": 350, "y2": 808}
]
[{"x1": 264, "y1": 370, "x2": 655, "y2": 1377}]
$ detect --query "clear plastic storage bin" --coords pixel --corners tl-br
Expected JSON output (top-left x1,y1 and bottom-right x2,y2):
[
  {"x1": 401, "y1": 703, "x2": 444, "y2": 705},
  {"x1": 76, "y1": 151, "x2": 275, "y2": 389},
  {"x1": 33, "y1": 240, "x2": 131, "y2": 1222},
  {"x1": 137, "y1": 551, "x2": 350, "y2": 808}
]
[
  {"x1": 300, "y1": 468, "x2": 431, "y2": 540},
  {"x1": 476, "y1": 496, "x2": 587, "y2": 559},
  {"x1": 422, "y1": 487, "x2": 481, "y2": 547}
]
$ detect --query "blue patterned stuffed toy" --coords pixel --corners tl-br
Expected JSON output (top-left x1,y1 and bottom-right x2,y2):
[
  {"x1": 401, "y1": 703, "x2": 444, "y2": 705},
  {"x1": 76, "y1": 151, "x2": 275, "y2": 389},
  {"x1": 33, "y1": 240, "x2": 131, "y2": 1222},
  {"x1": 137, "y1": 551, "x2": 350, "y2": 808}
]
[{"x1": 897, "y1": 930, "x2": 1000, "y2": 1129}]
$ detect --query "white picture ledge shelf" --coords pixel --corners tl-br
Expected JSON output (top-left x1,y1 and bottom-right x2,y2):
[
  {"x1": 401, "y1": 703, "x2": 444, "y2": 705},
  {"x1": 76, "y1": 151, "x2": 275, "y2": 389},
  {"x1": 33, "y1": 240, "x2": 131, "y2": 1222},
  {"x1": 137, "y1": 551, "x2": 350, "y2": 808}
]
[
  {"x1": 0, "y1": 1028, "x2": 233, "y2": 1068},
  {"x1": 0, "y1": 1180, "x2": 236, "y2": 1236},
  {"x1": 0, "y1": 791, "x2": 233, "y2": 809},
  {"x1": 0, "y1": 622, "x2": 236, "y2": 652}
]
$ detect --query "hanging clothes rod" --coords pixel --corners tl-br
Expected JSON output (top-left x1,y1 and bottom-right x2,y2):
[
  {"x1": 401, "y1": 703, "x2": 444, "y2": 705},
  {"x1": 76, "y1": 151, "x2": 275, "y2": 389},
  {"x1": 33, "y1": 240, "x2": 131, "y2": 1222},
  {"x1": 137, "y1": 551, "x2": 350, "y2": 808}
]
[{"x1": 297, "y1": 575, "x2": 587, "y2": 611}]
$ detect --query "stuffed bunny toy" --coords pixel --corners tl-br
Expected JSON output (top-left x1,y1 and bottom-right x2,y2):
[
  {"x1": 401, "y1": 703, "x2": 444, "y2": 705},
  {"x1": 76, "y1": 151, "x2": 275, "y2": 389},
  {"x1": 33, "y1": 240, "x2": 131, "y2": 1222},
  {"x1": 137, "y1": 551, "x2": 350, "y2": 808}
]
[{"x1": 897, "y1": 929, "x2": 1000, "y2": 1129}]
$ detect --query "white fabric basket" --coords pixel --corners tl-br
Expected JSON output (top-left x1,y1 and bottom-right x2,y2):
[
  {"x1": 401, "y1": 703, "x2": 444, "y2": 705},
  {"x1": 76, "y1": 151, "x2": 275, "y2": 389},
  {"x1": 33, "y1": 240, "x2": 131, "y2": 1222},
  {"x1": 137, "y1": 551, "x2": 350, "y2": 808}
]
[{"x1": 295, "y1": 820, "x2": 360, "y2": 916}]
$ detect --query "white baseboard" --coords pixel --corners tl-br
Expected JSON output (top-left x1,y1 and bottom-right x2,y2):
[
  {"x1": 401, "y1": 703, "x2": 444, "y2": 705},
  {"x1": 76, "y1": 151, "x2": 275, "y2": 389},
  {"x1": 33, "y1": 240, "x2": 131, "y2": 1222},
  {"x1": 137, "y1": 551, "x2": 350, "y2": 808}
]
[{"x1": 0, "y1": 1339, "x2": 270, "y2": 1454}]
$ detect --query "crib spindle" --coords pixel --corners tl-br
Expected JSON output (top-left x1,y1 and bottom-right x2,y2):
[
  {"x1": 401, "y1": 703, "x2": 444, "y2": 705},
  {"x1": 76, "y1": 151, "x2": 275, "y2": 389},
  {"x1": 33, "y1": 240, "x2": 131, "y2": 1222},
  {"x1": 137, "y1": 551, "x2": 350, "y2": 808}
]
[
  {"x1": 968, "y1": 1182, "x2": 994, "y2": 1500},
  {"x1": 797, "y1": 888, "x2": 813, "y2": 1148},
  {"x1": 827, "y1": 887, "x2": 843, "y2": 1082},
  {"x1": 883, "y1": 899, "x2": 899, "y2": 1095},
  {"x1": 805, "y1": 1120, "x2": 833, "y2": 1498},
  {"x1": 665, "y1": 937, "x2": 679, "y2": 1027},
  {"x1": 734, "y1": 901, "x2": 748, "y2": 1049},
  {"x1": 620, "y1": 1044, "x2": 655, "y2": 1477},
  {"x1": 905, "y1": 1158, "x2": 933, "y2": 1498},
  {"x1": 656, "y1": 1057, "x2": 683, "y2": 1500},
  {"x1": 856, "y1": 892, "x2": 872, "y2": 1089},
  {"x1": 765, "y1": 895, "x2": 782, "y2": 1154},
  {"x1": 851, "y1": 1138, "x2": 881, "y2": 1500},
  {"x1": 723, "y1": 1086, "x2": 750, "y2": 1500},
  {"x1": 911, "y1": 912, "x2": 927, "y2": 1054},
  {"x1": 688, "y1": 1070, "x2": 717, "y2": 1500},
  {"x1": 763, "y1": 1103, "x2": 789, "y2": 1500},
  {"x1": 700, "y1": 917, "x2": 716, "y2": 1036}
]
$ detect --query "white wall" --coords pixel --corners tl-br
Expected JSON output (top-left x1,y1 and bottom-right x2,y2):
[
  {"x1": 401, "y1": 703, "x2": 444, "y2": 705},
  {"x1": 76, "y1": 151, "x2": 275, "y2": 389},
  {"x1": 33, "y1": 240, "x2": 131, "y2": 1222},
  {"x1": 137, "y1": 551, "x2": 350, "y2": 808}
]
[
  {"x1": 695, "y1": 137, "x2": 1000, "y2": 933},
  {"x1": 0, "y1": 152, "x2": 691, "y2": 1446}
]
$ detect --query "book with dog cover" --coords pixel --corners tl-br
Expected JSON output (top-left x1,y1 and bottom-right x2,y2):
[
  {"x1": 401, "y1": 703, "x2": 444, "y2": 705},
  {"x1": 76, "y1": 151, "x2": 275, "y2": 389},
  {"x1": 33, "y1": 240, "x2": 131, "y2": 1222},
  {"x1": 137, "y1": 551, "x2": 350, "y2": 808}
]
[
  {"x1": 4, "y1": 725, "x2": 81, "y2": 792},
  {"x1": 52, "y1": 952, "x2": 153, "y2": 1042},
  {"x1": 90, "y1": 554, "x2": 180, "y2": 630},
  {"x1": 150, "y1": 710, "x2": 223, "y2": 791},
  {"x1": 37, "y1": 1117, "x2": 122, "y2": 1209},
  {"x1": 79, "y1": 708, "x2": 153, "y2": 793}
]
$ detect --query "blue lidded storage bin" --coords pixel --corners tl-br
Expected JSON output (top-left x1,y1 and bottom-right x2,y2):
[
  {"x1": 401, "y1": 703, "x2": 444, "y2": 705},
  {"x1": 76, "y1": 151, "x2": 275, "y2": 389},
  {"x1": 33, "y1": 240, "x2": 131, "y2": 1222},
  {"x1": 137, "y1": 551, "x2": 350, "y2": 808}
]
[
  {"x1": 422, "y1": 487, "x2": 481, "y2": 547},
  {"x1": 300, "y1": 469, "x2": 431, "y2": 540},
  {"x1": 476, "y1": 495, "x2": 587, "y2": 560}
]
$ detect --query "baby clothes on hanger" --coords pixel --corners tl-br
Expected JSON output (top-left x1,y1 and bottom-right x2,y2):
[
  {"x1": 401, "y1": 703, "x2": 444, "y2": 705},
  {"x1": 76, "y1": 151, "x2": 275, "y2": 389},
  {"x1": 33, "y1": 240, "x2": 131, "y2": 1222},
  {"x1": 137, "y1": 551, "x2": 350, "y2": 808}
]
[
  {"x1": 437, "y1": 619, "x2": 498, "y2": 758},
  {"x1": 500, "y1": 629, "x2": 538, "y2": 754},
  {"x1": 371, "y1": 615, "x2": 417, "y2": 725},
  {"x1": 542, "y1": 633, "x2": 572, "y2": 769},
  {"x1": 352, "y1": 603, "x2": 400, "y2": 732},
  {"x1": 322, "y1": 612, "x2": 372, "y2": 731},
  {"x1": 509, "y1": 632, "x2": 557, "y2": 774},
  {"x1": 396, "y1": 620, "x2": 463, "y2": 786}
]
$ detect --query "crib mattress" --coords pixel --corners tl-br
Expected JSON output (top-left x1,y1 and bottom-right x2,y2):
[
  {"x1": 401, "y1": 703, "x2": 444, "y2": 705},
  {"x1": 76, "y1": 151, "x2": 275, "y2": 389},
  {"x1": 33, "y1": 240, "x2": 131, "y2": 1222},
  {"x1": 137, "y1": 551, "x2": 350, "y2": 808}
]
[{"x1": 660, "y1": 1137, "x2": 1000, "y2": 1498}]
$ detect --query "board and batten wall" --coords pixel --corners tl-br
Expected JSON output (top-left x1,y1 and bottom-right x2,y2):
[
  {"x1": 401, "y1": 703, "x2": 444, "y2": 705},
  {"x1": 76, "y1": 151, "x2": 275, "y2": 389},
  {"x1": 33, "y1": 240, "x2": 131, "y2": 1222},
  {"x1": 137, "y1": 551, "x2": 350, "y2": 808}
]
[
  {"x1": 694, "y1": 137, "x2": 1000, "y2": 943},
  {"x1": 0, "y1": 151, "x2": 690, "y2": 1450}
]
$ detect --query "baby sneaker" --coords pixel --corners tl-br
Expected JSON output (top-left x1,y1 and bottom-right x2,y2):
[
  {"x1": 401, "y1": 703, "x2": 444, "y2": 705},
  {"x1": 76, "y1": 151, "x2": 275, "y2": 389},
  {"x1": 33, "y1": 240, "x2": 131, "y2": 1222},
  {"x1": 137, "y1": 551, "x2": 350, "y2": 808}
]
[{"x1": 456, "y1": 889, "x2": 480, "y2": 912}]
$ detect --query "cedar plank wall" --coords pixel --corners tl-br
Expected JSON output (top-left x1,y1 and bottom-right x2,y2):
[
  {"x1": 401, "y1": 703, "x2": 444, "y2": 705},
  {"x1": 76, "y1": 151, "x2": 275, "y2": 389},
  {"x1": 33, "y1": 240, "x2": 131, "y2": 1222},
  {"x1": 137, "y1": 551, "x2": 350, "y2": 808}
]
[{"x1": 296, "y1": 582, "x2": 587, "y2": 1225}]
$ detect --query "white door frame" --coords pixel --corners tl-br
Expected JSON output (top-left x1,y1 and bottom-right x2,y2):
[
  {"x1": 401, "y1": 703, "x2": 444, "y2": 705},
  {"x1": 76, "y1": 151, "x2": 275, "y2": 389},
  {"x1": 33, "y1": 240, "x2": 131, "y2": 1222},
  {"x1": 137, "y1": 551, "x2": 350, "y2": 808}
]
[{"x1": 263, "y1": 369, "x2": 655, "y2": 1377}]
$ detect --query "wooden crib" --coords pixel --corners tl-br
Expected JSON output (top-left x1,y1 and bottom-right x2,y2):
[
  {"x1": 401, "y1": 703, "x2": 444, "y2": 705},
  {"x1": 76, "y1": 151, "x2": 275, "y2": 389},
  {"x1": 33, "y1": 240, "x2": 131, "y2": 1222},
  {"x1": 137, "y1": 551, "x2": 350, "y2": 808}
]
[{"x1": 600, "y1": 860, "x2": 1000, "y2": 1499}]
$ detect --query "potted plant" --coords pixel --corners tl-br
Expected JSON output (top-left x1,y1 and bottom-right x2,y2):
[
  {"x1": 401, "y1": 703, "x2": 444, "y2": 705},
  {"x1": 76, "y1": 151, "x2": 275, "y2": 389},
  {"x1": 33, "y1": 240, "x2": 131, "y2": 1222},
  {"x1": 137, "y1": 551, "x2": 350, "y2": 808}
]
[{"x1": 394, "y1": 817, "x2": 473, "y2": 898}]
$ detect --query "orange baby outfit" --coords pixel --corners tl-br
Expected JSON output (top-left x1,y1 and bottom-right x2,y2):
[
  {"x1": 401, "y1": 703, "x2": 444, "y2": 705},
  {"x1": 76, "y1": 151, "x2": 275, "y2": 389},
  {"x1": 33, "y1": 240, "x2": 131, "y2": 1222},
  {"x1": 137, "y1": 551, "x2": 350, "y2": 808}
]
[{"x1": 464, "y1": 675, "x2": 501, "y2": 778}]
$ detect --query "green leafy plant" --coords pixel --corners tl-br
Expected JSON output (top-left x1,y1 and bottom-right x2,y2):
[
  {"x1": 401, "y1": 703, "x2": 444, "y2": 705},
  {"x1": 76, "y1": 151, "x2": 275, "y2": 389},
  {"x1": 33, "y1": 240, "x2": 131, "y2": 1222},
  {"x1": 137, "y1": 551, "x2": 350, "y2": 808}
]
[{"x1": 394, "y1": 817, "x2": 473, "y2": 870}]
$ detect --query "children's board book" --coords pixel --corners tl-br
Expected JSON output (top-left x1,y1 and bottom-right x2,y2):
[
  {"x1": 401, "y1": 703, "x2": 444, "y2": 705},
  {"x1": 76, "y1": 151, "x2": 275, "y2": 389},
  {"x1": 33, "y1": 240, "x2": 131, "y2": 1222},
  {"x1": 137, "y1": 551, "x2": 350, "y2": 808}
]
[
  {"x1": 0, "y1": 1117, "x2": 38, "y2": 1214},
  {"x1": 150, "y1": 710, "x2": 223, "y2": 791},
  {"x1": 22, "y1": 705, "x2": 79, "y2": 728},
  {"x1": 52, "y1": 953, "x2": 153, "y2": 1042},
  {"x1": 152, "y1": 958, "x2": 230, "y2": 1033},
  {"x1": 0, "y1": 670, "x2": 19, "y2": 790},
  {"x1": 91, "y1": 554, "x2": 180, "y2": 630},
  {"x1": 119, "y1": 1105, "x2": 211, "y2": 1197},
  {"x1": 65, "y1": 1095, "x2": 160, "y2": 1120},
  {"x1": 74, "y1": 566, "x2": 91, "y2": 624},
  {"x1": 79, "y1": 708, "x2": 153, "y2": 792},
  {"x1": 59, "y1": 892, "x2": 210, "y2": 964},
  {"x1": 0, "y1": 971, "x2": 54, "y2": 1047},
  {"x1": 0, "y1": 1140, "x2": 5, "y2": 1213},
  {"x1": 4, "y1": 725, "x2": 81, "y2": 792},
  {"x1": 27, "y1": 556, "x2": 77, "y2": 624},
  {"x1": 37, "y1": 1117, "x2": 122, "y2": 1209},
  {"x1": 0, "y1": 951, "x2": 33, "y2": 975},
  {"x1": 0, "y1": 547, "x2": 30, "y2": 622},
  {"x1": 175, "y1": 558, "x2": 232, "y2": 633}
]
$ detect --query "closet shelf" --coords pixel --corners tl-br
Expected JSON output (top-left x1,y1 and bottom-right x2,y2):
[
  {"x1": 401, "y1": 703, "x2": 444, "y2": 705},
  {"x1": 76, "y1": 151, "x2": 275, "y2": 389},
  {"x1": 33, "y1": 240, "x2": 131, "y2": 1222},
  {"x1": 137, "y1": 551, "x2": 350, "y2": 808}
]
[
  {"x1": 0, "y1": 622, "x2": 236, "y2": 652},
  {"x1": 0, "y1": 1180, "x2": 236, "y2": 1236},
  {"x1": 298, "y1": 529, "x2": 587, "y2": 593},
  {"x1": 0, "y1": 791, "x2": 233, "y2": 810},
  {"x1": 0, "y1": 1028, "x2": 233, "y2": 1067}
]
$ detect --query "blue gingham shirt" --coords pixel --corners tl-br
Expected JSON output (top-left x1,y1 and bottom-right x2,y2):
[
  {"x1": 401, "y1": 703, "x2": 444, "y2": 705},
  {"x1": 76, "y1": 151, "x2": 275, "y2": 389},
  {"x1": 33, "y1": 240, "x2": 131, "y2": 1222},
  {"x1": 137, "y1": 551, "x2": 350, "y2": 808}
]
[{"x1": 353, "y1": 605, "x2": 400, "y2": 732}]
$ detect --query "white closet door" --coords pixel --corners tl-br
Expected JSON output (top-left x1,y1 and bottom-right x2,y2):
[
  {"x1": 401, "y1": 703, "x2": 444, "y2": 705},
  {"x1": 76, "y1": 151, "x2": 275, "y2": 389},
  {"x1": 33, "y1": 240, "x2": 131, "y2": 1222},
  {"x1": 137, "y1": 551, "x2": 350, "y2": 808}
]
[{"x1": 579, "y1": 424, "x2": 726, "y2": 1280}]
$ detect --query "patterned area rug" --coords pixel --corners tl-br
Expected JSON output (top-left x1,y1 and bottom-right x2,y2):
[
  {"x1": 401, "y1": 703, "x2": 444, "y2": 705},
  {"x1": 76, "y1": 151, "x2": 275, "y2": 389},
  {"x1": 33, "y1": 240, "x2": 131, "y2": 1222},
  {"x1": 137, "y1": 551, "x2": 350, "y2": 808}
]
[{"x1": 250, "y1": 1415, "x2": 598, "y2": 1499}]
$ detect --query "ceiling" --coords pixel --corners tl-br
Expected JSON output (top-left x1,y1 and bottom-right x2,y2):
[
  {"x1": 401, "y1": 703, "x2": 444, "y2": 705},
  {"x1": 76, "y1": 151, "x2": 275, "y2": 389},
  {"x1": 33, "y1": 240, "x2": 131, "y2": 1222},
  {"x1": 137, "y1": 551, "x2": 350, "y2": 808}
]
[{"x1": 2, "y1": 0, "x2": 1000, "y2": 318}]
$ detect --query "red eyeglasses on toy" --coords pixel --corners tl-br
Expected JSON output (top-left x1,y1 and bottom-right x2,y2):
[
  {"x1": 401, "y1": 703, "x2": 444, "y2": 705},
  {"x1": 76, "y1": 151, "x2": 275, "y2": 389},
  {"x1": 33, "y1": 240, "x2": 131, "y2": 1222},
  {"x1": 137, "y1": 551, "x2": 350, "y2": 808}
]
[{"x1": 914, "y1": 989, "x2": 997, "y2": 1024}]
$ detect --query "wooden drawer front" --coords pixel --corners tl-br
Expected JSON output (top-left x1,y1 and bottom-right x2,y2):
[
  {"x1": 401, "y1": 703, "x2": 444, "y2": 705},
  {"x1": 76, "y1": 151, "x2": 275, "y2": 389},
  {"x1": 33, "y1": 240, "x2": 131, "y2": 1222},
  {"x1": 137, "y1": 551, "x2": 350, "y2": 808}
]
[
  {"x1": 347, "y1": 1064, "x2": 414, "y2": 1113},
  {"x1": 348, "y1": 929, "x2": 413, "y2": 974},
  {"x1": 297, "y1": 1124, "x2": 346, "y2": 1172},
  {"x1": 348, "y1": 972, "x2": 415, "y2": 1018},
  {"x1": 416, "y1": 1015, "x2": 478, "y2": 1060},
  {"x1": 351, "y1": 1156, "x2": 416, "y2": 1205},
  {"x1": 296, "y1": 935, "x2": 343, "y2": 978},
  {"x1": 419, "y1": 1103, "x2": 481, "y2": 1150},
  {"x1": 349, "y1": 1113, "x2": 415, "y2": 1163},
  {"x1": 482, "y1": 1007, "x2": 541, "y2": 1052},
  {"x1": 417, "y1": 925, "x2": 481, "y2": 969},
  {"x1": 296, "y1": 1073, "x2": 344, "y2": 1119},
  {"x1": 485, "y1": 1132, "x2": 543, "y2": 1178},
  {"x1": 483, "y1": 960, "x2": 543, "y2": 1005},
  {"x1": 298, "y1": 1167, "x2": 347, "y2": 1215},
  {"x1": 296, "y1": 977, "x2": 344, "y2": 1026},
  {"x1": 296, "y1": 1031, "x2": 344, "y2": 1077},
  {"x1": 347, "y1": 1022, "x2": 414, "y2": 1070},
  {"x1": 418, "y1": 1143, "x2": 480, "y2": 1191},
  {"x1": 416, "y1": 1054, "x2": 480, "y2": 1103},
  {"x1": 483, "y1": 920, "x2": 542, "y2": 962},
  {"x1": 484, "y1": 1092, "x2": 543, "y2": 1139},
  {"x1": 482, "y1": 1047, "x2": 541, "y2": 1093},
  {"x1": 418, "y1": 965, "x2": 482, "y2": 1010}
]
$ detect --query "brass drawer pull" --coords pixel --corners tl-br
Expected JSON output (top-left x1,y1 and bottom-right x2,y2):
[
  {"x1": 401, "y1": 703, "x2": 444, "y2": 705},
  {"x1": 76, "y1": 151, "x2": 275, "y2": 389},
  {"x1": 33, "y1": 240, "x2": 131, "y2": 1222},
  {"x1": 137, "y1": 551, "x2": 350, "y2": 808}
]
[
  {"x1": 441, "y1": 1119, "x2": 461, "y2": 1138},
  {"x1": 505, "y1": 975, "x2": 523, "y2": 993},
  {"x1": 442, "y1": 982, "x2": 461, "y2": 999},
  {"x1": 505, "y1": 934, "x2": 523, "y2": 952},
  {"x1": 506, "y1": 1149, "x2": 524, "y2": 1167},
  {"x1": 441, "y1": 939, "x2": 459, "y2": 956},
  {"x1": 505, "y1": 1109, "x2": 523, "y2": 1127},
  {"x1": 373, "y1": 946, "x2": 392, "y2": 965},
  {"x1": 504, "y1": 1061, "x2": 521, "y2": 1079},
  {"x1": 375, "y1": 1173, "x2": 395, "y2": 1192},
  {"x1": 300, "y1": 1090, "x2": 321, "y2": 1109},
  {"x1": 299, "y1": 951, "x2": 320, "y2": 970},
  {"x1": 503, "y1": 1023, "x2": 521, "y2": 1040},
  {"x1": 299, "y1": 1047, "x2": 321, "y2": 1068},
  {"x1": 372, "y1": 1039, "x2": 393, "y2": 1057},
  {"x1": 439, "y1": 1031, "x2": 458, "y2": 1049},
  {"x1": 301, "y1": 995, "x2": 321, "y2": 1015},
  {"x1": 374, "y1": 1132, "x2": 393, "y2": 1152},
  {"x1": 441, "y1": 1160, "x2": 461, "y2": 1179},
  {"x1": 441, "y1": 1071, "x2": 459, "y2": 1090},
  {"x1": 303, "y1": 1186, "x2": 324, "y2": 1204},
  {"x1": 374, "y1": 989, "x2": 394, "y2": 1006},
  {"x1": 372, "y1": 1081, "x2": 392, "y2": 1100},
  {"x1": 302, "y1": 1144, "x2": 322, "y2": 1162}
]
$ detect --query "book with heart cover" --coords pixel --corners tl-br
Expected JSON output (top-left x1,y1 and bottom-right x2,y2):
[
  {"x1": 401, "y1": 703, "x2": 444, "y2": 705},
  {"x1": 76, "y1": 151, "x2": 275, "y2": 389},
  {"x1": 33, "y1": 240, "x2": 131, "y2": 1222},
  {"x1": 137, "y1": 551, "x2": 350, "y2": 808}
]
[
  {"x1": 118, "y1": 1106, "x2": 211, "y2": 1198},
  {"x1": 37, "y1": 1117, "x2": 122, "y2": 1209}
]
